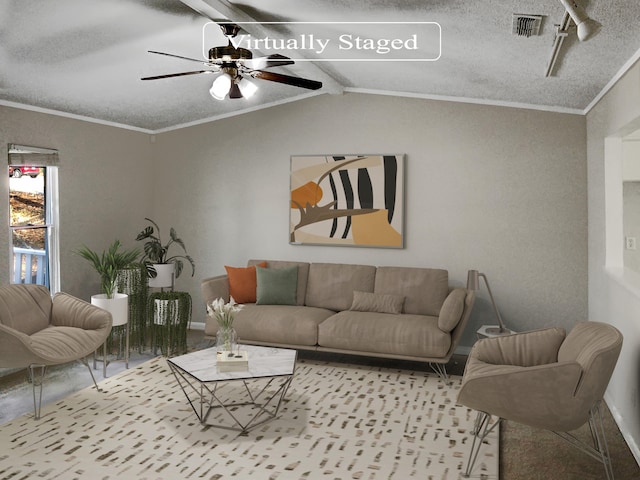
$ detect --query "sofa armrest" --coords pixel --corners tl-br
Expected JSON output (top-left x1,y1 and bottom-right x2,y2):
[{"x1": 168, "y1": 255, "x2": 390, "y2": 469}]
[
  {"x1": 437, "y1": 288, "x2": 467, "y2": 332},
  {"x1": 201, "y1": 274, "x2": 230, "y2": 306},
  {"x1": 51, "y1": 292, "x2": 112, "y2": 334},
  {"x1": 437, "y1": 289, "x2": 475, "y2": 363},
  {"x1": 201, "y1": 274, "x2": 228, "y2": 337}
]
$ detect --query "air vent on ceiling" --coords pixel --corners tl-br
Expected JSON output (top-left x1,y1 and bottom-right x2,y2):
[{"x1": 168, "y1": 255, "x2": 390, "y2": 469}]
[{"x1": 512, "y1": 14, "x2": 542, "y2": 37}]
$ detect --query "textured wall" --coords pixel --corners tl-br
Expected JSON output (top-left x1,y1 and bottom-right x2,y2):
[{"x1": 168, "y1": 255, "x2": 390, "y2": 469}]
[
  {"x1": 587, "y1": 60, "x2": 640, "y2": 463},
  {"x1": 153, "y1": 92, "x2": 588, "y2": 349},
  {"x1": 0, "y1": 105, "x2": 154, "y2": 301}
]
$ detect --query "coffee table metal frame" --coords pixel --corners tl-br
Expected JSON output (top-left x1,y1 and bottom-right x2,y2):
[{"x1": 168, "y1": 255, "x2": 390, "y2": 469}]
[{"x1": 167, "y1": 345, "x2": 297, "y2": 434}]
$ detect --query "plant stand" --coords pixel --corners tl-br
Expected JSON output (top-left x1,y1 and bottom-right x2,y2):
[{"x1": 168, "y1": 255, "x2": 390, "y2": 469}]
[
  {"x1": 117, "y1": 265, "x2": 148, "y2": 353},
  {"x1": 91, "y1": 293, "x2": 129, "y2": 377},
  {"x1": 148, "y1": 291, "x2": 191, "y2": 357}
]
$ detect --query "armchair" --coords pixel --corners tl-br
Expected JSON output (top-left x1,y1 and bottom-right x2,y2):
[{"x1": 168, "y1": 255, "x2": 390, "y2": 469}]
[
  {"x1": 457, "y1": 321, "x2": 623, "y2": 479},
  {"x1": 0, "y1": 284, "x2": 112, "y2": 419}
]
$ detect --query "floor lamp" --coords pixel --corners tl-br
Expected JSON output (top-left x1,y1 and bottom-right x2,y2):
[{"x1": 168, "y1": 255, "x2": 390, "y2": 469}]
[{"x1": 467, "y1": 270, "x2": 512, "y2": 336}]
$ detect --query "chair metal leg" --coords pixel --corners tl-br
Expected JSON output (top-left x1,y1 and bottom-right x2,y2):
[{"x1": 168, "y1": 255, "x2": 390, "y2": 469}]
[
  {"x1": 552, "y1": 401, "x2": 615, "y2": 480},
  {"x1": 80, "y1": 357, "x2": 102, "y2": 393},
  {"x1": 462, "y1": 411, "x2": 500, "y2": 478},
  {"x1": 27, "y1": 364, "x2": 46, "y2": 420},
  {"x1": 590, "y1": 402, "x2": 615, "y2": 480},
  {"x1": 26, "y1": 358, "x2": 104, "y2": 421}
]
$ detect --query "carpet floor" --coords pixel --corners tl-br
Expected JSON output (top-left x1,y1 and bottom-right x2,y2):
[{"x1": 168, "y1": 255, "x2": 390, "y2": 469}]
[
  {"x1": 1, "y1": 327, "x2": 637, "y2": 479},
  {"x1": 0, "y1": 355, "x2": 497, "y2": 480}
]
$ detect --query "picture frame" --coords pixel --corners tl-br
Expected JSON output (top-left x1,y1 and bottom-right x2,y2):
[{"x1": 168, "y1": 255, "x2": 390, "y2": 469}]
[{"x1": 290, "y1": 154, "x2": 405, "y2": 248}]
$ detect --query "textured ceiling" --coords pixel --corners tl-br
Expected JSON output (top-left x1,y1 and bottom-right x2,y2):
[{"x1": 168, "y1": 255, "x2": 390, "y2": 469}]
[{"x1": 1, "y1": 0, "x2": 639, "y2": 132}]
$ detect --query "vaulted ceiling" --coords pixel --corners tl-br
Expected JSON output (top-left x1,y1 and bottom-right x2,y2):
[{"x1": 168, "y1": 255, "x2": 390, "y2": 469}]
[{"x1": 1, "y1": 0, "x2": 639, "y2": 132}]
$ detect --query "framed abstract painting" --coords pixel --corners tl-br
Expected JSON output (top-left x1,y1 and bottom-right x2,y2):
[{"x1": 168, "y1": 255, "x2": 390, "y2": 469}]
[{"x1": 290, "y1": 154, "x2": 405, "y2": 248}]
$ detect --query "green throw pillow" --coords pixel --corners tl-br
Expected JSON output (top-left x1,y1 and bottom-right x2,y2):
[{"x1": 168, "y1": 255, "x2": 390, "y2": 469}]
[{"x1": 256, "y1": 266, "x2": 298, "y2": 305}]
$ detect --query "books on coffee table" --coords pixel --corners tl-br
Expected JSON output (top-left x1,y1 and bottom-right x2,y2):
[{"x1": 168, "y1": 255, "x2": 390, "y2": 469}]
[{"x1": 216, "y1": 350, "x2": 248, "y2": 371}]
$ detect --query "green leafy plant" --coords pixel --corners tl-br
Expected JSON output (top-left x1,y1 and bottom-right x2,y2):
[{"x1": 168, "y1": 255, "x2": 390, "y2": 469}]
[
  {"x1": 76, "y1": 240, "x2": 140, "y2": 298},
  {"x1": 135, "y1": 218, "x2": 195, "y2": 279}
]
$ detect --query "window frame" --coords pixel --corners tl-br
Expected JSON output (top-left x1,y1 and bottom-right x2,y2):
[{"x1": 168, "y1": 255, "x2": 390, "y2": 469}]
[{"x1": 8, "y1": 145, "x2": 60, "y2": 293}]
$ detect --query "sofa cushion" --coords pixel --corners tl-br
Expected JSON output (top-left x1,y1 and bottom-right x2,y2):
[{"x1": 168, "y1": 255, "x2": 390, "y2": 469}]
[
  {"x1": 318, "y1": 311, "x2": 451, "y2": 358},
  {"x1": 350, "y1": 291, "x2": 404, "y2": 314},
  {"x1": 224, "y1": 262, "x2": 267, "y2": 304},
  {"x1": 256, "y1": 266, "x2": 298, "y2": 305},
  {"x1": 305, "y1": 263, "x2": 376, "y2": 311},
  {"x1": 437, "y1": 288, "x2": 467, "y2": 332},
  {"x1": 374, "y1": 266, "x2": 449, "y2": 316},
  {"x1": 249, "y1": 260, "x2": 309, "y2": 306},
  {"x1": 230, "y1": 304, "x2": 335, "y2": 346}
]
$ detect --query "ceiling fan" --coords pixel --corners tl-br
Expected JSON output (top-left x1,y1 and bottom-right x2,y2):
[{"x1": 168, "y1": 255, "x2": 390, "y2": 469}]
[{"x1": 141, "y1": 23, "x2": 322, "y2": 100}]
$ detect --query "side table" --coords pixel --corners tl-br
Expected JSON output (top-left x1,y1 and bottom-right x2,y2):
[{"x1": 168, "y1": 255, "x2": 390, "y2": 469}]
[
  {"x1": 148, "y1": 291, "x2": 192, "y2": 356},
  {"x1": 476, "y1": 324, "x2": 517, "y2": 339}
]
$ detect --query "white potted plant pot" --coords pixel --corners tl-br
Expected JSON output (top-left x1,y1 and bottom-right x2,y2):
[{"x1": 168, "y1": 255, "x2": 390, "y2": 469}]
[
  {"x1": 91, "y1": 293, "x2": 129, "y2": 327},
  {"x1": 149, "y1": 263, "x2": 174, "y2": 288}
]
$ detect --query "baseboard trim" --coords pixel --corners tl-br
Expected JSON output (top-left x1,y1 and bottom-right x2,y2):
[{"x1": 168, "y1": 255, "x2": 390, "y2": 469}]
[
  {"x1": 454, "y1": 345, "x2": 472, "y2": 356},
  {"x1": 605, "y1": 391, "x2": 640, "y2": 467}
]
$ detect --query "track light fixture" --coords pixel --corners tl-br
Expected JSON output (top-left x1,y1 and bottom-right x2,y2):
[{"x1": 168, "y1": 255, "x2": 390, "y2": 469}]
[
  {"x1": 546, "y1": 0, "x2": 601, "y2": 76},
  {"x1": 558, "y1": 0, "x2": 601, "y2": 41}
]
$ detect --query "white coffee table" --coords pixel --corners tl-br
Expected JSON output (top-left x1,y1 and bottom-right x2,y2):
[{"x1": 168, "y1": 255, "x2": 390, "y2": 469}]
[{"x1": 167, "y1": 344, "x2": 297, "y2": 434}]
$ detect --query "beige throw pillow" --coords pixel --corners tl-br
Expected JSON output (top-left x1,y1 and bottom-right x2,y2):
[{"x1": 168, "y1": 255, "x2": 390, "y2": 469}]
[{"x1": 350, "y1": 291, "x2": 404, "y2": 314}]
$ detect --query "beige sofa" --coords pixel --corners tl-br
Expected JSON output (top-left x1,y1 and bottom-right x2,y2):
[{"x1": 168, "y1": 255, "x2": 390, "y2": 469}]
[{"x1": 202, "y1": 260, "x2": 475, "y2": 366}]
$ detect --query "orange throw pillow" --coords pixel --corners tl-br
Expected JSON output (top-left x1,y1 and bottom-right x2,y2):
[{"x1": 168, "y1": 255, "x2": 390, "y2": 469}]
[{"x1": 225, "y1": 262, "x2": 267, "y2": 304}]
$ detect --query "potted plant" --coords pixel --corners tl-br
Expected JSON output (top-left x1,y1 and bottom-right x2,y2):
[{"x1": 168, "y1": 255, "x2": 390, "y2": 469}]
[
  {"x1": 76, "y1": 239, "x2": 140, "y2": 327},
  {"x1": 76, "y1": 240, "x2": 140, "y2": 299},
  {"x1": 135, "y1": 218, "x2": 195, "y2": 288}
]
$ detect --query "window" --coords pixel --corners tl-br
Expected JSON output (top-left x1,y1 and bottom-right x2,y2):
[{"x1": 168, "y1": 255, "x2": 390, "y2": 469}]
[
  {"x1": 8, "y1": 145, "x2": 60, "y2": 293},
  {"x1": 623, "y1": 130, "x2": 640, "y2": 274}
]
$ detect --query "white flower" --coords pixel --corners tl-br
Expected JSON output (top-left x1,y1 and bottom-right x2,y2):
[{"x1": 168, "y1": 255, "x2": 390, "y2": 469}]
[{"x1": 207, "y1": 297, "x2": 243, "y2": 329}]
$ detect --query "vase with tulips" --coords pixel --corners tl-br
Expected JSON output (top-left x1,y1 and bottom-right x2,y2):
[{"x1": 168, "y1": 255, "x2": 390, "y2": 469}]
[{"x1": 207, "y1": 297, "x2": 242, "y2": 353}]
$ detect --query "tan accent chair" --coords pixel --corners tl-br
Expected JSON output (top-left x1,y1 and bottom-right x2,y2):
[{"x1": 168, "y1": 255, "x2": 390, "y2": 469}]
[
  {"x1": 457, "y1": 321, "x2": 623, "y2": 479},
  {"x1": 0, "y1": 284, "x2": 112, "y2": 419}
]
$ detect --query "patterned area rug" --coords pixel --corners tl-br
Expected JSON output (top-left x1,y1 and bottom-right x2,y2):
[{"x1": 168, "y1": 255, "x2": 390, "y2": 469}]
[{"x1": 0, "y1": 357, "x2": 498, "y2": 479}]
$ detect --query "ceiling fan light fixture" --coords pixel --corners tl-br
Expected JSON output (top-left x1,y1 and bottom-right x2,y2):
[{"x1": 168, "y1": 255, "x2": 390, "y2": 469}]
[
  {"x1": 210, "y1": 73, "x2": 232, "y2": 100},
  {"x1": 229, "y1": 83, "x2": 243, "y2": 99},
  {"x1": 145, "y1": 23, "x2": 322, "y2": 99},
  {"x1": 238, "y1": 77, "x2": 258, "y2": 99}
]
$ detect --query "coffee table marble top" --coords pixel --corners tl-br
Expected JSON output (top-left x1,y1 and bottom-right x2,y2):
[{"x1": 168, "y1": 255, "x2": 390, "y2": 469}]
[{"x1": 167, "y1": 344, "x2": 297, "y2": 383}]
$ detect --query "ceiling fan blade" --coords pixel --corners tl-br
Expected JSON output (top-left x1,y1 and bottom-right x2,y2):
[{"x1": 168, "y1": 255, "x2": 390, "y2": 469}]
[
  {"x1": 148, "y1": 50, "x2": 213, "y2": 66},
  {"x1": 245, "y1": 54, "x2": 295, "y2": 70},
  {"x1": 252, "y1": 70, "x2": 322, "y2": 90},
  {"x1": 141, "y1": 70, "x2": 216, "y2": 81}
]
